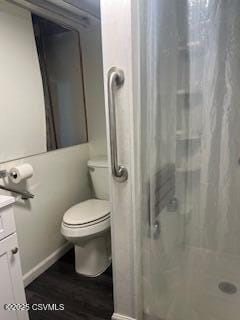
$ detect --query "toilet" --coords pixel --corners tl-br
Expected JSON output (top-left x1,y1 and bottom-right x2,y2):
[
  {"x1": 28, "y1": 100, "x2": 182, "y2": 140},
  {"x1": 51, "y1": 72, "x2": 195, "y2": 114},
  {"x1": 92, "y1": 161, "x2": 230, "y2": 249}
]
[{"x1": 61, "y1": 158, "x2": 111, "y2": 277}]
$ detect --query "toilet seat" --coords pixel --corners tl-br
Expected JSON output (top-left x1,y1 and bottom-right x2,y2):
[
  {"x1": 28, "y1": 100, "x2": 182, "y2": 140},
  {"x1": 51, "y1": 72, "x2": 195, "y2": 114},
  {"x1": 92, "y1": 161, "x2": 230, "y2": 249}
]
[
  {"x1": 61, "y1": 199, "x2": 111, "y2": 239},
  {"x1": 61, "y1": 216, "x2": 110, "y2": 239},
  {"x1": 63, "y1": 199, "x2": 110, "y2": 227}
]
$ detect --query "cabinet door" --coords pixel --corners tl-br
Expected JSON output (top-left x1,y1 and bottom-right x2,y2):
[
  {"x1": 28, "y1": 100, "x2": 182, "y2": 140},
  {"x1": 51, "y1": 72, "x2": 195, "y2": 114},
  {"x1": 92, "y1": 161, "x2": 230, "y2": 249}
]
[{"x1": 0, "y1": 233, "x2": 28, "y2": 320}]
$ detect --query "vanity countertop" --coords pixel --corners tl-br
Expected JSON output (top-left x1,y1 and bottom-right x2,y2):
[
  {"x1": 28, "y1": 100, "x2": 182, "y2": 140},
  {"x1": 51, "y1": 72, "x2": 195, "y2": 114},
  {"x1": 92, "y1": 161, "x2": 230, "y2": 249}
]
[{"x1": 0, "y1": 195, "x2": 15, "y2": 209}]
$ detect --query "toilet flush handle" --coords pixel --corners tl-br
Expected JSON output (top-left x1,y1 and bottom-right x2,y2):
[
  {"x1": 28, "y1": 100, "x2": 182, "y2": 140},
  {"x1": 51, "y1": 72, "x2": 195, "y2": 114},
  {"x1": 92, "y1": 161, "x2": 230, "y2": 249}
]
[
  {"x1": 107, "y1": 67, "x2": 128, "y2": 182},
  {"x1": 11, "y1": 247, "x2": 18, "y2": 255}
]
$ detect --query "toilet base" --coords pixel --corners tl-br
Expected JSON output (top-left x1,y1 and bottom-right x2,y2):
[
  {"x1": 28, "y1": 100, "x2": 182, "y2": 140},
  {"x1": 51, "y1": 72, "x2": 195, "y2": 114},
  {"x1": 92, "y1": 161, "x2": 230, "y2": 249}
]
[{"x1": 74, "y1": 231, "x2": 111, "y2": 277}]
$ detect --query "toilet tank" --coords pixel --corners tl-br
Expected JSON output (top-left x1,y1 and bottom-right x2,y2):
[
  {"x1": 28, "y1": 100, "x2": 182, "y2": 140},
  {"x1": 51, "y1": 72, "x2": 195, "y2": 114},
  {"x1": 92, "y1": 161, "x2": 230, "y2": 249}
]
[{"x1": 88, "y1": 157, "x2": 109, "y2": 200}]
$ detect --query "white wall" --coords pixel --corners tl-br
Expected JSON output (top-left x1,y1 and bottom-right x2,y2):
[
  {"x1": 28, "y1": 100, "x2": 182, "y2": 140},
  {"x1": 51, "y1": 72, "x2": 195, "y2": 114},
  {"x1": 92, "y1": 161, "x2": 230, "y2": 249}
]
[
  {"x1": 0, "y1": 144, "x2": 90, "y2": 277},
  {"x1": 0, "y1": 2, "x2": 107, "y2": 282},
  {"x1": 0, "y1": 1, "x2": 46, "y2": 162}
]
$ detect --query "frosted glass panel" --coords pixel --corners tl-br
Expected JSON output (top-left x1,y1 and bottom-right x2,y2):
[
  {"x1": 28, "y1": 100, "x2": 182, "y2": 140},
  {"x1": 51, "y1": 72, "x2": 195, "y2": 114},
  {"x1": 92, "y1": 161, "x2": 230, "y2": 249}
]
[{"x1": 140, "y1": 1, "x2": 240, "y2": 319}]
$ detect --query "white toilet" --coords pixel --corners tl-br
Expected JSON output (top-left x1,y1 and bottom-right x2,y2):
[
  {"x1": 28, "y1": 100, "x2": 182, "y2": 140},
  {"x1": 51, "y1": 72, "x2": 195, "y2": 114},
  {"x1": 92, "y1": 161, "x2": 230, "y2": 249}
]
[{"x1": 61, "y1": 158, "x2": 111, "y2": 277}]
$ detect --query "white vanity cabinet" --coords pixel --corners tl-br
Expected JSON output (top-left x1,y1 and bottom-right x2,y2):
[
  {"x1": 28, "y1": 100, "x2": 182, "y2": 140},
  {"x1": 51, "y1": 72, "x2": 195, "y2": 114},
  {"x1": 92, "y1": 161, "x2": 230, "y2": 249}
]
[{"x1": 0, "y1": 196, "x2": 29, "y2": 320}]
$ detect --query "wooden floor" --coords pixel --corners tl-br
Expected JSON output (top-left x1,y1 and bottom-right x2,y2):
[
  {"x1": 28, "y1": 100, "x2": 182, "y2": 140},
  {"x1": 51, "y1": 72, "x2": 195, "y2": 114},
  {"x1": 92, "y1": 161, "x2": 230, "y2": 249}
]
[{"x1": 25, "y1": 249, "x2": 114, "y2": 320}]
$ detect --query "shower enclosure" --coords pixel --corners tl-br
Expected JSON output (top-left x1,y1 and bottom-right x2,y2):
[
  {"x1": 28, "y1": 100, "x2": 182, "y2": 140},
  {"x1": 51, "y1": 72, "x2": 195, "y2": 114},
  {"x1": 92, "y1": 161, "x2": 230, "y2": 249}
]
[
  {"x1": 140, "y1": 0, "x2": 240, "y2": 319},
  {"x1": 101, "y1": 0, "x2": 240, "y2": 319}
]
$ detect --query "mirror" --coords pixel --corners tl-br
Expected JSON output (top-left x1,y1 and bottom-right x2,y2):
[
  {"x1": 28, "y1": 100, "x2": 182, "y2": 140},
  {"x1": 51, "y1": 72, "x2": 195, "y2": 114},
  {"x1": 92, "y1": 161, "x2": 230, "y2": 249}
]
[
  {"x1": 0, "y1": 1, "x2": 87, "y2": 163},
  {"x1": 32, "y1": 15, "x2": 87, "y2": 151}
]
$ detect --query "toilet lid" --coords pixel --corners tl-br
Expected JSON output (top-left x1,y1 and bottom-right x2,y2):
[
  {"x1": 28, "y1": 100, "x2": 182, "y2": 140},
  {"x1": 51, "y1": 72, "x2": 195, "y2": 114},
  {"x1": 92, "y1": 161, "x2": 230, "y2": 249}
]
[{"x1": 63, "y1": 199, "x2": 110, "y2": 226}]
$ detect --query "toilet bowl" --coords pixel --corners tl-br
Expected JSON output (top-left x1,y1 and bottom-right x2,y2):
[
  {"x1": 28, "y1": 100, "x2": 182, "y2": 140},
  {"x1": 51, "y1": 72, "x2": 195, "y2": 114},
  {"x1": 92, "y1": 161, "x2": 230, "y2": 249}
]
[{"x1": 61, "y1": 158, "x2": 111, "y2": 277}]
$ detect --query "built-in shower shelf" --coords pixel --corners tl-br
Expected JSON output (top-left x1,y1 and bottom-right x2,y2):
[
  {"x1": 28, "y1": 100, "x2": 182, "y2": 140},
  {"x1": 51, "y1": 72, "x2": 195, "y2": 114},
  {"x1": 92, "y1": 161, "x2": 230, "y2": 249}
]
[
  {"x1": 176, "y1": 166, "x2": 200, "y2": 173},
  {"x1": 176, "y1": 135, "x2": 201, "y2": 142},
  {"x1": 177, "y1": 90, "x2": 202, "y2": 100},
  {"x1": 176, "y1": 131, "x2": 201, "y2": 142},
  {"x1": 179, "y1": 41, "x2": 201, "y2": 50},
  {"x1": 177, "y1": 89, "x2": 188, "y2": 95},
  {"x1": 178, "y1": 41, "x2": 204, "y2": 55}
]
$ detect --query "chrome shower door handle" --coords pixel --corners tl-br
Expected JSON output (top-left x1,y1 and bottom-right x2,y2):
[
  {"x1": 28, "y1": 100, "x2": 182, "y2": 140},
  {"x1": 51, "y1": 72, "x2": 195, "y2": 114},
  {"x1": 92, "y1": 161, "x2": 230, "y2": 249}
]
[{"x1": 107, "y1": 67, "x2": 128, "y2": 182}]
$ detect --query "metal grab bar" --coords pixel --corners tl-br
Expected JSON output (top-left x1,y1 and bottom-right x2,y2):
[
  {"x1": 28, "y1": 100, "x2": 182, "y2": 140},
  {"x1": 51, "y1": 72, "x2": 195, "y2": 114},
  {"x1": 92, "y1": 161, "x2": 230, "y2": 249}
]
[
  {"x1": 107, "y1": 67, "x2": 128, "y2": 182},
  {"x1": 0, "y1": 185, "x2": 34, "y2": 200}
]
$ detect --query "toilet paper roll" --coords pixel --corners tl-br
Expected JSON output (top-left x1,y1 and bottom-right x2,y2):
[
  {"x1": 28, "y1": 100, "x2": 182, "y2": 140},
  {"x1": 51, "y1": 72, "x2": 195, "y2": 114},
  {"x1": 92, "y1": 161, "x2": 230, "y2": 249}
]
[{"x1": 9, "y1": 164, "x2": 33, "y2": 184}]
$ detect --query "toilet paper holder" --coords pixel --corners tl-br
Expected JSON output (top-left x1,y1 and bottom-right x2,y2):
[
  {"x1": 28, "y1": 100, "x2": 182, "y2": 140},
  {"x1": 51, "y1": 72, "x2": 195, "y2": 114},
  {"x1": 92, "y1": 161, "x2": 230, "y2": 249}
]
[
  {"x1": 0, "y1": 184, "x2": 34, "y2": 200},
  {"x1": 0, "y1": 170, "x2": 19, "y2": 179},
  {"x1": 0, "y1": 164, "x2": 33, "y2": 184},
  {"x1": 0, "y1": 170, "x2": 15, "y2": 179},
  {"x1": 0, "y1": 170, "x2": 35, "y2": 200}
]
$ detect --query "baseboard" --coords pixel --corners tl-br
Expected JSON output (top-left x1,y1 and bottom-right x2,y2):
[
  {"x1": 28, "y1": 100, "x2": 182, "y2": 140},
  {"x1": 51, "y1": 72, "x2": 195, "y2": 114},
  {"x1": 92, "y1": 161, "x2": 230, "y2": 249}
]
[
  {"x1": 112, "y1": 313, "x2": 136, "y2": 320},
  {"x1": 23, "y1": 242, "x2": 72, "y2": 287}
]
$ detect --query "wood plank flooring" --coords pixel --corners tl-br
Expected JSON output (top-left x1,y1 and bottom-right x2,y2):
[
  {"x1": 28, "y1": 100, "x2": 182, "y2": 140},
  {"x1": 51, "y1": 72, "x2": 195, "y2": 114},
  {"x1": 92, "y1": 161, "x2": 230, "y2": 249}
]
[{"x1": 25, "y1": 249, "x2": 113, "y2": 320}]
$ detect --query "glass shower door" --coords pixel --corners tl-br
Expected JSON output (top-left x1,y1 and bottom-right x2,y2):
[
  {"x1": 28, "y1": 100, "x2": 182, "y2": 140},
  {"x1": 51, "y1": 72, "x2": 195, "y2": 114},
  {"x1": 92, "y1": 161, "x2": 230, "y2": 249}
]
[{"x1": 140, "y1": 1, "x2": 240, "y2": 319}]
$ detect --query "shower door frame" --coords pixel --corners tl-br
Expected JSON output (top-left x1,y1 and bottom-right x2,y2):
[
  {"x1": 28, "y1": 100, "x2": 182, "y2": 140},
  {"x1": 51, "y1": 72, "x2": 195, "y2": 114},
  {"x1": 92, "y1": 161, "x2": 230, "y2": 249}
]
[{"x1": 101, "y1": 1, "x2": 142, "y2": 319}]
